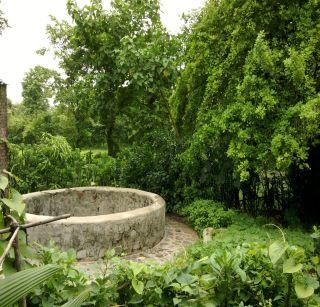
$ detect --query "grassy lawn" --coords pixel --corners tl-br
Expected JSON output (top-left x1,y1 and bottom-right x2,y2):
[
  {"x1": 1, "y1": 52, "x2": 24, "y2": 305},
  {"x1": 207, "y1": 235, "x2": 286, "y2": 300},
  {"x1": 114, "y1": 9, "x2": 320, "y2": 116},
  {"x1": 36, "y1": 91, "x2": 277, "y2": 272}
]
[{"x1": 80, "y1": 148, "x2": 108, "y2": 155}]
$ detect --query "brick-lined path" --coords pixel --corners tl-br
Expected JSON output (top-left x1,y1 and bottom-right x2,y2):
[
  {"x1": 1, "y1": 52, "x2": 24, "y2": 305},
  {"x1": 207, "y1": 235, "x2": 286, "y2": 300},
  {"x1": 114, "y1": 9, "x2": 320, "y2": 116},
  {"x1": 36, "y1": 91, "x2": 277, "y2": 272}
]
[{"x1": 76, "y1": 215, "x2": 198, "y2": 276}]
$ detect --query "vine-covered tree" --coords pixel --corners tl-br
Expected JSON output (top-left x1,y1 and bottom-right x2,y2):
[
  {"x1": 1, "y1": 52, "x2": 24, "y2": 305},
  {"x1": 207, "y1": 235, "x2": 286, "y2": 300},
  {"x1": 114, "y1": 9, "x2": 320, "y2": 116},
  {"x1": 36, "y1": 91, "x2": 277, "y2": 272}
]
[
  {"x1": 171, "y1": 0, "x2": 320, "y2": 219},
  {"x1": 47, "y1": 0, "x2": 179, "y2": 156}
]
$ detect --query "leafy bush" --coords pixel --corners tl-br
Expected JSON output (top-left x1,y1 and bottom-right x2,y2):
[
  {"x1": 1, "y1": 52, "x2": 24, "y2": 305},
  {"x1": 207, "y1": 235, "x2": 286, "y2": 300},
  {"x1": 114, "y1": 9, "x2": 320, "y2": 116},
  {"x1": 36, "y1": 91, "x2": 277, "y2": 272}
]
[
  {"x1": 27, "y1": 231, "x2": 320, "y2": 306},
  {"x1": 9, "y1": 134, "x2": 115, "y2": 193},
  {"x1": 181, "y1": 200, "x2": 235, "y2": 233},
  {"x1": 114, "y1": 130, "x2": 180, "y2": 210},
  {"x1": 8, "y1": 104, "x2": 79, "y2": 147},
  {"x1": 171, "y1": 0, "x2": 320, "y2": 219},
  {"x1": 28, "y1": 243, "x2": 88, "y2": 306},
  {"x1": 186, "y1": 213, "x2": 315, "y2": 262}
]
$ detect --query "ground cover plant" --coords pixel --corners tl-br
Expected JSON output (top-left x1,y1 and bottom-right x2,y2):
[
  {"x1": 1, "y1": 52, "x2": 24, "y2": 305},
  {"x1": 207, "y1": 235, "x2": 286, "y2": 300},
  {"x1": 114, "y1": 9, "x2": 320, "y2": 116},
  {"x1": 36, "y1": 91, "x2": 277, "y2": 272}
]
[{"x1": 23, "y1": 218, "x2": 319, "y2": 306}]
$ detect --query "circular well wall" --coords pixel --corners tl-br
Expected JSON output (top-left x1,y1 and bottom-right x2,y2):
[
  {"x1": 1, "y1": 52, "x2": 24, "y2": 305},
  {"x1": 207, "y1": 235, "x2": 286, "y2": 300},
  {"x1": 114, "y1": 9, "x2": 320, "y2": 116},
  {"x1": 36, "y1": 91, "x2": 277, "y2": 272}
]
[{"x1": 24, "y1": 187, "x2": 166, "y2": 260}]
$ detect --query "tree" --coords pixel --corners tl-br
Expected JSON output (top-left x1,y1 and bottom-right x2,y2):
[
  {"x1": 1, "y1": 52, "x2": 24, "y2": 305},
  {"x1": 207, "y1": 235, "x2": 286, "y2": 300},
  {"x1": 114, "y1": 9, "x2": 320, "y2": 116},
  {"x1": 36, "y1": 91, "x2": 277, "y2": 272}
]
[
  {"x1": 47, "y1": 0, "x2": 179, "y2": 156},
  {"x1": 171, "y1": 0, "x2": 320, "y2": 217},
  {"x1": 22, "y1": 66, "x2": 59, "y2": 113},
  {"x1": 0, "y1": 0, "x2": 7, "y2": 35}
]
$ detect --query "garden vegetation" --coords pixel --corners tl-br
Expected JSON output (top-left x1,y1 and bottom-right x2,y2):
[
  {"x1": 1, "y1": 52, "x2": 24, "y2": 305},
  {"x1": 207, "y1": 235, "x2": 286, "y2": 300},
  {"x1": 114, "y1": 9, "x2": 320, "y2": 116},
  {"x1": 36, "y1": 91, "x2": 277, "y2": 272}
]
[{"x1": 0, "y1": 0, "x2": 320, "y2": 306}]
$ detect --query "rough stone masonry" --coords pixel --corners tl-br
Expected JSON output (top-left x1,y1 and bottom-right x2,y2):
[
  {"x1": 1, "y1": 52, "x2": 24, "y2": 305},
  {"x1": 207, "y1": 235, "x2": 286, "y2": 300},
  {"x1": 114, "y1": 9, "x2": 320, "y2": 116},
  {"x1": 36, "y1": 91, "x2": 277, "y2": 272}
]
[{"x1": 24, "y1": 187, "x2": 166, "y2": 260}]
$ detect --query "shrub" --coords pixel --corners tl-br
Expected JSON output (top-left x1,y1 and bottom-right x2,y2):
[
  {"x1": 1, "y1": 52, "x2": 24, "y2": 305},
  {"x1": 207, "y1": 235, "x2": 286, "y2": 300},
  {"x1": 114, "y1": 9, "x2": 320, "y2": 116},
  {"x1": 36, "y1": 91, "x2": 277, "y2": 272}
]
[
  {"x1": 27, "y1": 232, "x2": 320, "y2": 306},
  {"x1": 181, "y1": 200, "x2": 235, "y2": 234},
  {"x1": 28, "y1": 243, "x2": 88, "y2": 306},
  {"x1": 114, "y1": 130, "x2": 180, "y2": 210},
  {"x1": 9, "y1": 134, "x2": 115, "y2": 193},
  {"x1": 8, "y1": 105, "x2": 79, "y2": 147}
]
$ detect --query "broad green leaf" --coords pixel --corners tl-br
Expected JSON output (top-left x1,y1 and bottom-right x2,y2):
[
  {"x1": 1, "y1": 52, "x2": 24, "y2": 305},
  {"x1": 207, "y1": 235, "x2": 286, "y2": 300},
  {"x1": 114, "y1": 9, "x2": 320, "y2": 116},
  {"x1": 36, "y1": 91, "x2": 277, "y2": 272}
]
[
  {"x1": 1, "y1": 256, "x2": 16, "y2": 277},
  {"x1": 130, "y1": 262, "x2": 144, "y2": 277},
  {"x1": 132, "y1": 278, "x2": 144, "y2": 294},
  {"x1": 311, "y1": 256, "x2": 319, "y2": 265},
  {"x1": 2, "y1": 170, "x2": 19, "y2": 180},
  {"x1": 182, "y1": 285, "x2": 195, "y2": 294},
  {"x1": 283, "y1": 258, "x2": 303, "y2": 273},
  {"x1": 294, "y1": 282, "x2": 314, "y2": 299},
  {"x1": 269, "y1": 240, "x2": 288, "y2": 264},
  {"x1": 173, "y1": 297, "x2": 181, "y2": 305},
  {"x1": 61, "y1": 289, "x2": 91, "y2": 307},
  {"x1": 236, "y1": 267, "x2": 247, "y2": 282},
  {"x1": 0, "y1": 175, "x2": 8, "y2": 191},
  {"x1": 0, "y1": 264, "x2": 60, "y2": 307},
  {"x1": 1, "y1": 189, "x2": 25, "y2": 216},
  {"x1": 1, "y1": 198, "x2": 24, "y2": 216},
  {"x1": 11, "y1": 189, "x2": 23, "y2": 203},
  {"x1": 128, "y1": 294, "x2": 144, "y2": 304},
  {"x1": 176, "y1": 273, "x2": 197, "y2": 285}
]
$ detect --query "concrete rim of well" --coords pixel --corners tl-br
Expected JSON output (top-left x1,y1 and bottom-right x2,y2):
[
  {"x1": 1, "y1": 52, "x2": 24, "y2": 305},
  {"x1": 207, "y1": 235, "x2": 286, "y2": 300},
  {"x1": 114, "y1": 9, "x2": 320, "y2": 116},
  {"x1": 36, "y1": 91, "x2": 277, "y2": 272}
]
[{"x1": 24, "y1": 186, "x2": 166, "y2": 224}]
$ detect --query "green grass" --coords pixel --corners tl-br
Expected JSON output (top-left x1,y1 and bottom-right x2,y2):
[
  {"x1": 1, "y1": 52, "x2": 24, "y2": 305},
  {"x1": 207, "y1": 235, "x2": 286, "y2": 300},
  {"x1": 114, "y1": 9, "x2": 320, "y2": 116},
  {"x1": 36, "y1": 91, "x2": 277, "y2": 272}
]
[{"x1": 80, "y1": 148, "x2": 108, "y2": 155}]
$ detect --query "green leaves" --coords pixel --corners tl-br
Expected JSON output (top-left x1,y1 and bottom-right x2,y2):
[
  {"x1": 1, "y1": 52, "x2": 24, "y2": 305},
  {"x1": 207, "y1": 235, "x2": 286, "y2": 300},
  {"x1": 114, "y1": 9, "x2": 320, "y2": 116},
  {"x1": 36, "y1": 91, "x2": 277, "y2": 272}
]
[
  {"x1": 176, "y1": 273, "x2": 198, "y2": 286},
  {"x1": 129, "y1": 261, "x2": 144, "y2": 277},
  {"x1": 0, "y1": 265, "x2": 60, "y2": 307},
  {"x1": 46, "y1": 0, "x2": 178, "y2": 158},
  {"x1": 22, "y1": 65, "x2": 60, "y2": 113},
  {"x1": 0, "y1": 174, "x2": 25, "y2": 216},
  {"x1": 266, "y1": 233, "x2": 319, "y2": 302},
  {"x1": 61, "y1": 289, "x2": 91, "y2": 307},
  {"x1": 294, "y1": 274, "x2": 320, "y2": 300},
  {"x1": 1, "y1": 189, "x2": 25, "y2": 216},
  {"x1": 294, "y1": 282, "x2": 315, "y2": 299},
  {"x1": 130, "y1": 262, "x2": 145, "y2": 294},
  {"x1": 283, "y1": 258, "x2": 302, "y2": 274},
  {"x1": 0, "y1": 175, "x2": 8, "y2": 191},
  {"x1": 171, "y1": 0, "x2": 320, "y2": 219},
  {"x1": 132, "y1": 278, "x2": 144, "y2": 295},
  {"x1": 268, "y1": 240, "x2": 288, "y2": 265}
]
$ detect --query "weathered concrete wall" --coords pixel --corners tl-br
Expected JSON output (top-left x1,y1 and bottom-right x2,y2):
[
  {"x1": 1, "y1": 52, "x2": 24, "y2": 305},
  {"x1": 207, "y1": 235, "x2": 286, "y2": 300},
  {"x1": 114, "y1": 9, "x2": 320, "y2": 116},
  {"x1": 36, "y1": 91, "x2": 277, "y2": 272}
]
[
  {"x1": 24, "y1": 187, "x2": 166, "y2": 260},
  {"x1": 25, "y1": 187, "x2": 154, "y2": 216}
]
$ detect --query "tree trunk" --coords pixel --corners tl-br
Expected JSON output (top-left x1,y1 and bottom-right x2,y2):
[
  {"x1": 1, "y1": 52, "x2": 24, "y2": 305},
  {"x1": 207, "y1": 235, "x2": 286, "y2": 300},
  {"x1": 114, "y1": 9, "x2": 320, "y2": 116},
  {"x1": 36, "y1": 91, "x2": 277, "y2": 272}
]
[
  {"x1": 106, "y1": 124, "x2": 117, "y2": 157},
  {"x1": 0, "y1": 81, "x2": 8, "y2": 173}
]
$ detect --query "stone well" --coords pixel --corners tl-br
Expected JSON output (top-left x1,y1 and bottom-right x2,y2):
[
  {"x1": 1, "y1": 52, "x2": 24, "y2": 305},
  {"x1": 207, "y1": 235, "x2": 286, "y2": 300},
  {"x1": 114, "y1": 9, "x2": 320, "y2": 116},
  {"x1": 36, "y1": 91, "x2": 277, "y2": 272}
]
[{"x1": 24, "y1": 187, "x2": 166, "y2": 260}]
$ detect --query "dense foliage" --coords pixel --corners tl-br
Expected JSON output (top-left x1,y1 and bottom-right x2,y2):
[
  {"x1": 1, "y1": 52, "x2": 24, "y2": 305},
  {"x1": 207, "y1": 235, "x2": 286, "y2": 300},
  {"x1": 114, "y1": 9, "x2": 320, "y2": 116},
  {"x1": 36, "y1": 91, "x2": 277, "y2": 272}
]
[
  {"x1": 9, "y1": 134, "x2": 114, "y2": 194},
  {"x1": 46, "y1": 0, "x2": 179, "y2": 154},
  {"x1": 6, "y1": 0, "x2": 320, "y2": 222},
  {"x1": 170, "y1": 0, "x2": 320, "y2": 220},
  {"x1": 25, "y1": 221, "x2": 319, "y2": 306},
  {"x1": 21, "y1": 66, "x2": 59, "y2": 113},
  {"x1": 2, "y1": 0, "x2": 320, "y2": 305},
  {"x1": 180, "y1": 200, "x2": 235, "y2": 234},
  {"x1": 113, "y1": 129, "x2": 180, "y2": 209}
]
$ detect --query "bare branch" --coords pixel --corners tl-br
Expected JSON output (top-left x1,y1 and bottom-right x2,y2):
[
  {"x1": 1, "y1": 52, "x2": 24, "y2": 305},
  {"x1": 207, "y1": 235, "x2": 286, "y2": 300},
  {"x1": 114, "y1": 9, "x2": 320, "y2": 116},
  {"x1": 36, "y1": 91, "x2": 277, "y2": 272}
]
[{"x1": 0, "y1": 214, "x2": 71, "y2": 235}]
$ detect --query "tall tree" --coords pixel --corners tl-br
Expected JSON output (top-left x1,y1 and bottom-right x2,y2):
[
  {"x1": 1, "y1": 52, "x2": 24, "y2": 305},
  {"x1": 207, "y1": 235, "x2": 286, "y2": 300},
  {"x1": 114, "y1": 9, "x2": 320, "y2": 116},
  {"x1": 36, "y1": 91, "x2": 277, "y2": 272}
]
[
  {"x1": 22, "y1": 66, "x2": 59, "y2": 113},
  {"x1": 171, "y1": 0, "x2": 320, "y2": 216},
  {"x1": 0, "y1": 0, "x2": 7, "y2": 35},
  {"x1": 47, "y1": 0, "x2": 179, "y2": 156}
]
